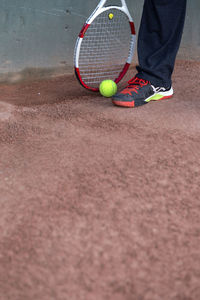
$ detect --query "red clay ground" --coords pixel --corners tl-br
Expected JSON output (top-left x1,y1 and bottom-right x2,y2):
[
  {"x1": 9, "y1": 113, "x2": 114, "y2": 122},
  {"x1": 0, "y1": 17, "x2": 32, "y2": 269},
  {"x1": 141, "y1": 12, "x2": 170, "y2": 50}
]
[{"x1": 0, "y1": 61, "x2": 200, "y2": 300}]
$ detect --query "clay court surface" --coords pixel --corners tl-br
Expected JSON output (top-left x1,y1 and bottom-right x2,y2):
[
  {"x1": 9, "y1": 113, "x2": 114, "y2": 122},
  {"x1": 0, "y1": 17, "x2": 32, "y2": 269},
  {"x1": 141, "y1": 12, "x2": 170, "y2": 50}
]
[{"x1": 0, "y1": 61, "x2": 200, "y2": 300}]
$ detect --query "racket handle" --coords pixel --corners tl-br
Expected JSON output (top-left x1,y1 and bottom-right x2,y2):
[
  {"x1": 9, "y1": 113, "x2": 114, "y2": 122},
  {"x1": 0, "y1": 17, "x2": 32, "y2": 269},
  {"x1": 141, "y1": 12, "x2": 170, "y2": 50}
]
[
  {"x1": 97, "y1": 0, "x2": 107, "y2": 9},
  {"x1": 121, "y1": 0, "x2": 128, "y2": 8}
]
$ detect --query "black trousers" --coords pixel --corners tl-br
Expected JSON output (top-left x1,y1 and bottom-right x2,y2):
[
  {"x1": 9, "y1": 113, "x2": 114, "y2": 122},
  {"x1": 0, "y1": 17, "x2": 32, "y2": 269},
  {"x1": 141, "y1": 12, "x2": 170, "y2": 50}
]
[{"x1": 136, "y1": 0, "x2": 187, "y2": 88}]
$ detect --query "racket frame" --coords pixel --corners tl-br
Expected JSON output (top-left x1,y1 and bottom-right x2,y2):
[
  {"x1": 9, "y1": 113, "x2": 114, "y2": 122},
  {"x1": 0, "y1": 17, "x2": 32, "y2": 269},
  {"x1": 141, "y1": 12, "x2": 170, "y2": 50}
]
[{"x1": 74, "y1": 0, "x2": 136, "y2": 92}]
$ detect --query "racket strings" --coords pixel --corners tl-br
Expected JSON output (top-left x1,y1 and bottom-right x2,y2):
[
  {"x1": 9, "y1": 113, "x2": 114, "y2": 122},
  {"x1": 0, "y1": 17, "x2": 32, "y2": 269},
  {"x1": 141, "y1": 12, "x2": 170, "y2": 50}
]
[{"x1": 78, "y1": 9, "x2": 134, "y2": 88}]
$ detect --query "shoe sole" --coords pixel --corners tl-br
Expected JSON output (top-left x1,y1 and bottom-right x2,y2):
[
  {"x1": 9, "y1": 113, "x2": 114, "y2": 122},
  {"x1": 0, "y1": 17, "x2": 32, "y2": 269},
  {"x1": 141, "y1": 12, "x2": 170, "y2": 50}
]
[{"x1": 112, "y1": 100, "x2": 147, "y2": 108}]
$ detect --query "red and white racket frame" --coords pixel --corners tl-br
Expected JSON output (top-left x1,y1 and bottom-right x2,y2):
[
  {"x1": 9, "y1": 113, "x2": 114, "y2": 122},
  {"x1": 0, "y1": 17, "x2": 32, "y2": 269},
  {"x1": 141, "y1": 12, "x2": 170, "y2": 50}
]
[{"x1": 74, "y1": 0, "x2": 136, "y2": 92}]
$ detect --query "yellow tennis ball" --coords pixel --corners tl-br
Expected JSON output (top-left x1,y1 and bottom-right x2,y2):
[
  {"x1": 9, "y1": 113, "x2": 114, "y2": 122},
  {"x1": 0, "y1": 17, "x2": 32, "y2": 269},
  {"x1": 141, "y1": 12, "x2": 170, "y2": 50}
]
[
  {"x1": 99, "y1": 80, "x2": 117, "y2": 98},
  {"x1": 109, "y1": 13, "x2": 114, "y2": 20}
]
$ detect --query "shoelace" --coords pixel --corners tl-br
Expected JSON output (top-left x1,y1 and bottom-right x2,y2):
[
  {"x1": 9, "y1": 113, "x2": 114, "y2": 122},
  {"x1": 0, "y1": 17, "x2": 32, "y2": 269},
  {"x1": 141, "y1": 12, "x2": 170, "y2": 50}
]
[{"x1": 126, "y1": 77, "x2": 149, "y2": 93}]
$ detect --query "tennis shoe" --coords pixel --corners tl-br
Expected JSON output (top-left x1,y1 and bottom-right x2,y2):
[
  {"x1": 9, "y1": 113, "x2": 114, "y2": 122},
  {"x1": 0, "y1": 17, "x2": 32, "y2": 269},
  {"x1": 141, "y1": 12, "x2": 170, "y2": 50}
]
[{"x1": 112, "y1": 77, "x2": 173, "y2": 108}]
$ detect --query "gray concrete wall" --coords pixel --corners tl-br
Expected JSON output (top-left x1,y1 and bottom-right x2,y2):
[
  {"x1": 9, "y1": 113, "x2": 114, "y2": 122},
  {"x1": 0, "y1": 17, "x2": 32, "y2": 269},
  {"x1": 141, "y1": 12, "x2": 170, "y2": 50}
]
[{"x1": 0, "y1": 0, "x2": 199, "y2": 76}]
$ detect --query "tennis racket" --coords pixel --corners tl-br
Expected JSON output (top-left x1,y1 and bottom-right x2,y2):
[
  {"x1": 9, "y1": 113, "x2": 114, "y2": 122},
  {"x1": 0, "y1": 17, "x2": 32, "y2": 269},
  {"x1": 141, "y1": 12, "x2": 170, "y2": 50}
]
[{"x1": 74, "y1": 0, "x2": 136, "y2": 92}]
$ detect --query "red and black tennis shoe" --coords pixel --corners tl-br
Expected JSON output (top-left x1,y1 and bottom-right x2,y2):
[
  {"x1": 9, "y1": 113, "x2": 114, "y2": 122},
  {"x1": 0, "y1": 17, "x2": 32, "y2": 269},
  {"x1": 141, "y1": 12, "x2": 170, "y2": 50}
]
[{"x1": 112, "y1": 76, "x2": 173, "y2": 108}]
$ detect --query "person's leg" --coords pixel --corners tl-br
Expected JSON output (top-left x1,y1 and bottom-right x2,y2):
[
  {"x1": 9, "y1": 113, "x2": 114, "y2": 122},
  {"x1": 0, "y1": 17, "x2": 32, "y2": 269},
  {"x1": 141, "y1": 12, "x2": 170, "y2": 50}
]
[
  {"x1": 112, "y1": 0, "x2": 187, "y2": 107},
  {"x1": 136, "y1": 0, "x2": 187, "y2": 88}
]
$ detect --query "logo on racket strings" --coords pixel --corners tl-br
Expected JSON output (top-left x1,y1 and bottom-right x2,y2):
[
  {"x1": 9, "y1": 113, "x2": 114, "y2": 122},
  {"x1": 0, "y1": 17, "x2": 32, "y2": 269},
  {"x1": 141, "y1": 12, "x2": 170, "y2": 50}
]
[{"x1": 108, "y1": 13, "x2": 114, "y2": 20}]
